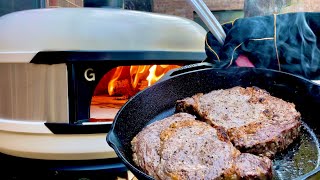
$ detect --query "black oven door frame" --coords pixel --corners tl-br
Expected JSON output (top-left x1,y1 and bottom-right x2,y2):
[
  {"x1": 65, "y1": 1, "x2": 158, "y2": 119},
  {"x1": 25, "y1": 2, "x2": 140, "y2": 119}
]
[{"x1": 31, "y1": 51, "x2": 206, "y2": 134}]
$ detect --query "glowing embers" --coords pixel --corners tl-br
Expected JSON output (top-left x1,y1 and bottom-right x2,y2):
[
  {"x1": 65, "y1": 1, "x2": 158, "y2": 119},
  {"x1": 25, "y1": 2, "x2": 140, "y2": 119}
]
[{"x1": 90, "y1": 65, "x2": 180, "y2": 123}]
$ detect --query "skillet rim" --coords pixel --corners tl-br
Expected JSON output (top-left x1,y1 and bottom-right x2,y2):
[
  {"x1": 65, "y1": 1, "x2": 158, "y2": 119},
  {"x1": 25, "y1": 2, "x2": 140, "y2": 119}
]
[{"x1": 107, "y1": 67, "x2": 320, "y2": 180}]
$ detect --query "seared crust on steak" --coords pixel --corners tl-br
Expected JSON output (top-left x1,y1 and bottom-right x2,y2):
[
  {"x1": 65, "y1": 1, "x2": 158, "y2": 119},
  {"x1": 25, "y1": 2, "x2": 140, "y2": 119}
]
[
  {"x1": 176, "y1": 86, "x2": 301, "y2": 158},
  {"x1": 132, "y1": 115, "x2": 272, "y2": 180},
  {"x1": 158, "y1": 120, "x2": 272, "y2": 179},
  {"x1": 157, "y1": 120, "x2": 240, "y2": 180},
  {"x1": 131, "y1": 113, "x2": 196, "y2": 179},
  {"x1": 234, "y1": 153, "x2": 272, "y2": 179}
]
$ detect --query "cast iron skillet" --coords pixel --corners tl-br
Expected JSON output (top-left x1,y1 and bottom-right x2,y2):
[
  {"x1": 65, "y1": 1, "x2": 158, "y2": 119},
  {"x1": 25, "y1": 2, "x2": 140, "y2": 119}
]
[{"x1": 107, "y1": 63, "x2": 320, "y2": 180}]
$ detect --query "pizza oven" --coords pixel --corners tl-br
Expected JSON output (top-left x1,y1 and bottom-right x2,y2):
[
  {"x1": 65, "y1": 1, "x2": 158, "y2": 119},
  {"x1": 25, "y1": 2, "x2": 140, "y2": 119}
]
[
  {"x1": 36, "y1": 51, "x2": 205, "y2": 134},
  {"x1": 0, "y1": 7, "x2": 206, "y2": 167}
]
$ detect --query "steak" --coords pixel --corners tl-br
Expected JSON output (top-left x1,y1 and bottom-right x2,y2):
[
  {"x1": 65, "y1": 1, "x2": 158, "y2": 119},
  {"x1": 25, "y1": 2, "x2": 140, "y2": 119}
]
[
  {"x1": 176, "y1": 86, "x2": 301, "y2": 157},
  {"x1": 157, "y1": 120, "x2": 239, "y2": 179},
  {"x1": 131, "y1": 113, "x2": 196, "y2": 179},
  {"x1": 132, "y1": 114, "x2": 272, "y2": 179},
  {"x1": 234, "y1": 153, "x2": 272, "y2": 179},
  {"x1": 157, "y1": 120, "x2": 272, "y2": 179}
]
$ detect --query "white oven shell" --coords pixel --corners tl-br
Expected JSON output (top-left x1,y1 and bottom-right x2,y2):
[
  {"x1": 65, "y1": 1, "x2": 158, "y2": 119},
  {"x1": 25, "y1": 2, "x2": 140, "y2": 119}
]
[{"x1": 0, "y1": 8, "x2": 207, "y2": 160}]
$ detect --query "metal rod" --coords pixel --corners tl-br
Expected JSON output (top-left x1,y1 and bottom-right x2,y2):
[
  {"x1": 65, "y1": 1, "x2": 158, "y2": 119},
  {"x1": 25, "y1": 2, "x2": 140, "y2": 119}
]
[
  {"x1": 196, "y1": 0, "x2": 226, "y2": 40},
  {"x1": 187, "y1": 0, "x2": 226, "y2": 45}
]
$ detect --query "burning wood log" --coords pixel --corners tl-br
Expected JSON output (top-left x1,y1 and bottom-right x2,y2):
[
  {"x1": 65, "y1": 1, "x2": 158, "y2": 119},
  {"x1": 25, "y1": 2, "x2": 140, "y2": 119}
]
[
  {"x1": 138, "y1": 80, "x2": 148, "y2": 91},
  {"x1": 112, "y1": 79, "x2": 137, "y2": 97}
]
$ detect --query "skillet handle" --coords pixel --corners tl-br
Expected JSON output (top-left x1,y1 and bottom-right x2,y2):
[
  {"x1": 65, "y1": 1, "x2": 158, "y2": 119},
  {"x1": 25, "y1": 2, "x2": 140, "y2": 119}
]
[
  {"x1": 158, "y1": 62, "x2": 214, "y2": 83},
  {"x1": 106, "y1": 129, "x2": 118, "y2": 150}
]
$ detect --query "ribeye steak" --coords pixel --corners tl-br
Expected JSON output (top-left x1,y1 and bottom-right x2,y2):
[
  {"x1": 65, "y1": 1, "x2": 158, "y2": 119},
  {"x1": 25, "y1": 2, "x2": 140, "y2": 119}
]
[
  {"x1": 176, "y1": 86, "x2": 301, "y2": 157},
  {"x1": 131, "y1": 113, "x2": 272, "y2": 179}
]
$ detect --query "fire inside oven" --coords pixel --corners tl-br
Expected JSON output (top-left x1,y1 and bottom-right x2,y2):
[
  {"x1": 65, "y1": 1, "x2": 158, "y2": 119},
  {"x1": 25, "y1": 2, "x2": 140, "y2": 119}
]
[{"x1": 90, "y1": 64, "x2": 180, "y2": 123}]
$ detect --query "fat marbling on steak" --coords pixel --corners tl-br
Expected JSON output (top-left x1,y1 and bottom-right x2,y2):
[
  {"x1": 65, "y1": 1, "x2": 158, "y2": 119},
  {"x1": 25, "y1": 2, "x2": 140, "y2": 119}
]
[
  {"x1": 176, "y1": 86, "x2": 301, "y2": 158},
  {"x1": 131, "y1": 113, "x2": 272, "y2": 179}
]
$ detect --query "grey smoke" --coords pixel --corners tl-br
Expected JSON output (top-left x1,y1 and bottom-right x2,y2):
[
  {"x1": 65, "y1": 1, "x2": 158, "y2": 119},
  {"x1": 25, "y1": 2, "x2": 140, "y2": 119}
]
[
  {"x1": 237, "y1": 0, "x2": 320, "y2": 79},
  {"x1": 244, "y1": 0, "x2": 291, "y2": 17},
  {"x1": 277, "y1": 13, "x2": 320, "y2": 79}
]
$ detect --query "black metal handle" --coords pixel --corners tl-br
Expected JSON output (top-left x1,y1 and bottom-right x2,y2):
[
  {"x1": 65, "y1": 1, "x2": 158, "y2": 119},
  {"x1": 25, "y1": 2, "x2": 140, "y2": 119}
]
[
  {"x1": 157, "y1": 62, "x2": 214, "y2": 83},
  {"x1": 106, "y1": 129, "x2": 119, "y2": 151}
]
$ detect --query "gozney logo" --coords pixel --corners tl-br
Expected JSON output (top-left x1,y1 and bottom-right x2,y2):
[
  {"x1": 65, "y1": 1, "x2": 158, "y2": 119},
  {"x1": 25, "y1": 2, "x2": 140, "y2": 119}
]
[{"x1": 84, "y1": 68, "x2": 95, "y2": 81}]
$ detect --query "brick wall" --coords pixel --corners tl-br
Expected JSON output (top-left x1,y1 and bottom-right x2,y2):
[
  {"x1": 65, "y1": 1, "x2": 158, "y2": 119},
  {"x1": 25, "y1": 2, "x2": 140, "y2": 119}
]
[
  {"x1": 282, "y1": 0, "x2": 320, "y2": 13},
  {"x1": 46, "y1": 0, "x2": 320, "y2": 17},
  {"x1": 304, "y1": 0, "x2": 320, "y2": 11},
  {"x1": 47, "y1": 0, "x2": 83, "y2": 8},
  {"x1": 153, "y1": 0, "x2": 192, "y2": 19},
  {"x1": 153, "y1": 0, "x2": 244, "y2": 19},
  {"x1": 153, "y1": 0, "x2": 320, "y2": 19},
  {"x1": 204, "y1": 0, "x2": 244, "y2": 11}
]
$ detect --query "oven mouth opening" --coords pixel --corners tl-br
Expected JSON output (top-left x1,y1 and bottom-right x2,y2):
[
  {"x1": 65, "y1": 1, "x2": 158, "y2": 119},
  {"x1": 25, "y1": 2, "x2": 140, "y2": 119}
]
[{"x1": 89, "y1": 64, "x2": 180, "y2": 124}]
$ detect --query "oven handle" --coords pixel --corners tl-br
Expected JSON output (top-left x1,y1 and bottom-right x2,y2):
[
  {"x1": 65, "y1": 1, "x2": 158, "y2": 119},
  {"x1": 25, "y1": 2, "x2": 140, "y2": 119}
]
[{"x1": 157, "y1": 62, "x2": 214, "y2": 83}]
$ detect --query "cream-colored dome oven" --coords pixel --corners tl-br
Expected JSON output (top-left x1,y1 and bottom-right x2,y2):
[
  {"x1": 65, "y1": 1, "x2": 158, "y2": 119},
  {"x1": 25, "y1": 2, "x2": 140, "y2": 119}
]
[{"x1": 0, "y1": 7, "x2": 206, "y2": 178}]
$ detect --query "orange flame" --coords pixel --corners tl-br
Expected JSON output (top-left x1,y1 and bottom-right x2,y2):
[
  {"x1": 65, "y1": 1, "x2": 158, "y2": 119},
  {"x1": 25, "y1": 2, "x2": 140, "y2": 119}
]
[
  {"x1": 147, "y1": 65, "x2": 164, "y2": 86},
  {"x1": 107, "y1": 65, "x2": 180, "y2": 96},
  {"x1": 108, "y1": 66, "x2": 124, "y2": 96},
  {"x1": 130, "y1": 65, "x2": 150, "y2": 88}
]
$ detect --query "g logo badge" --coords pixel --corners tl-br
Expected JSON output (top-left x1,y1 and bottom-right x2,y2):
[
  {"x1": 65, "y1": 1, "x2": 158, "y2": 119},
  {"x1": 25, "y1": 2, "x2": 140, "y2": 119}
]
[{"x1": 84, "y1": 68, "x2": 95, "y2": 81}]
